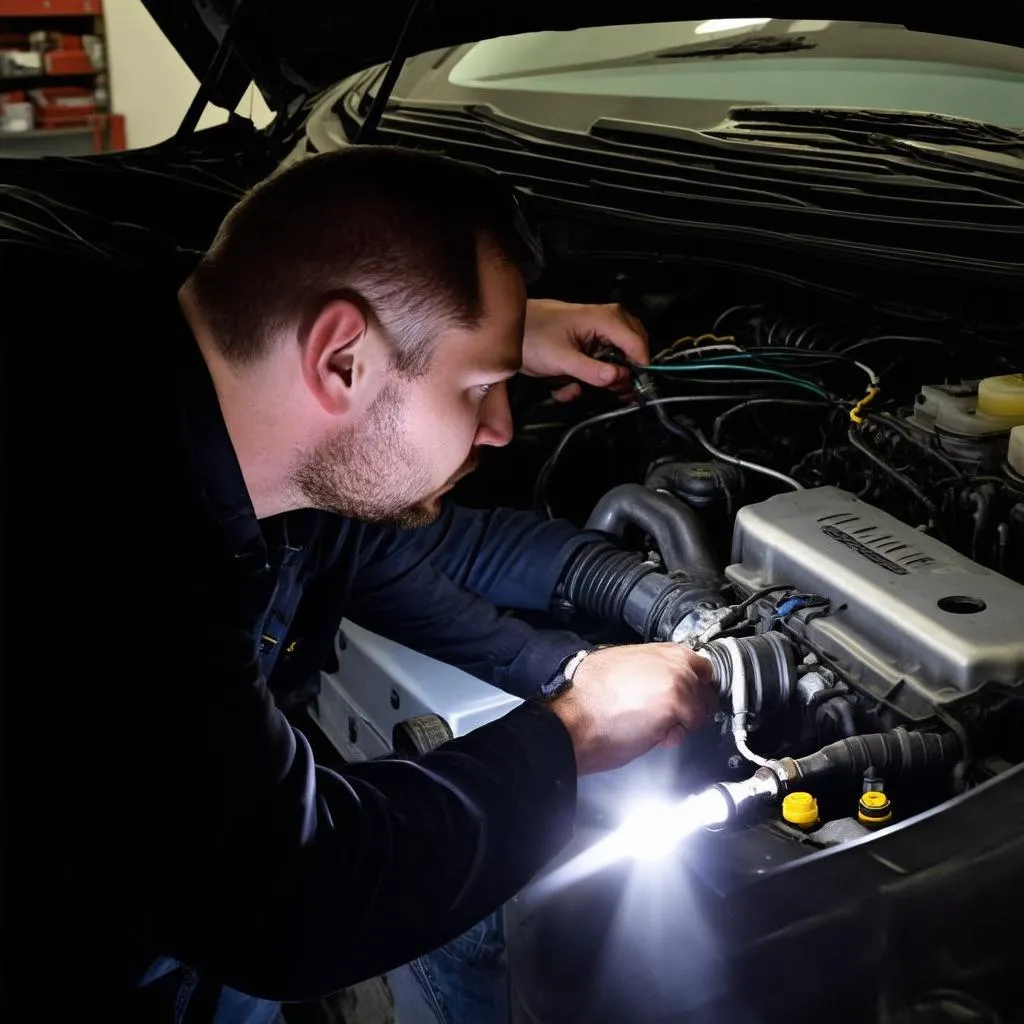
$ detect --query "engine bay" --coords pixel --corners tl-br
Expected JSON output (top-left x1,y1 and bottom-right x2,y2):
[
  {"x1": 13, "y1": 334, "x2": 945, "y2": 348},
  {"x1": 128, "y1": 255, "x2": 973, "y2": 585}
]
[{"x1": 484, "y1": 260, "x2": 1024, "y2": 851}]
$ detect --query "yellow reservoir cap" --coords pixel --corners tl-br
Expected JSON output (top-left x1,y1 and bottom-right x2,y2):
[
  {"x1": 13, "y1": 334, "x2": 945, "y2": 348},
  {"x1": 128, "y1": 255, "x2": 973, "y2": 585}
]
[
  {"x1": 782, "y1": 791, "x2": 819, "y2": 828},
  {"x1": 977, "y1": 374, "x2": 1024, "y2": 421},
  {"x1": 857, "y1": 790, "x2": 893, "y2": 826}
]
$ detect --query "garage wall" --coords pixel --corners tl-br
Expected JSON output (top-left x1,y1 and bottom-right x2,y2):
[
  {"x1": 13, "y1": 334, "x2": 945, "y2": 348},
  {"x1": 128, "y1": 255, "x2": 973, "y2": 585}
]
[{"x1": 104, "y1": 0, "x2": 273, "y2": 150}]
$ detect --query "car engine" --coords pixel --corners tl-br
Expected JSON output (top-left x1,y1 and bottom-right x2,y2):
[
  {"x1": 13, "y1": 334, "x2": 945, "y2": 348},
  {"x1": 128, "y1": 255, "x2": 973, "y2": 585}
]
[
  {"x1": 495, "y1": 272, "x2": 1024, "y2": 846},
  {"x1": 494, "y1": 282, "x2": 1024, "y2": 1024}
]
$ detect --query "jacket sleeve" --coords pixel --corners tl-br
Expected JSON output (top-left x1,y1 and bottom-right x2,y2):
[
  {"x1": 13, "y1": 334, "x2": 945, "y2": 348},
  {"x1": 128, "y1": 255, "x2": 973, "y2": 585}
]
[{"x1": 349, "y1": 504, "x2": 598, "y2": 696}]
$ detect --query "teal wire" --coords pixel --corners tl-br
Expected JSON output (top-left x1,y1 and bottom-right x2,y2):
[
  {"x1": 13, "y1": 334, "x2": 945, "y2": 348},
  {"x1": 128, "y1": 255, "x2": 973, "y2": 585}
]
[{"x1": 637, "y1": 362, "x2": 831, "y2": 400}]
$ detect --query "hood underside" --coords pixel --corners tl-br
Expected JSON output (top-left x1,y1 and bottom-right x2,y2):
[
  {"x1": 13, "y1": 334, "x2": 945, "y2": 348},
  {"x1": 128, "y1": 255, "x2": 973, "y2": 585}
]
[{"x1": 141, "y1": 2, "x2": 1024, "y2": 116}]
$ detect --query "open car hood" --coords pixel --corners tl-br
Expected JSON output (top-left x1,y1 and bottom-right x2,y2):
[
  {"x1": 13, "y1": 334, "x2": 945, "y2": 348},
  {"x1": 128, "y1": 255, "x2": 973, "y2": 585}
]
[{"x1": 140, "y1": 2, "x2": 1024, "y2": 117}]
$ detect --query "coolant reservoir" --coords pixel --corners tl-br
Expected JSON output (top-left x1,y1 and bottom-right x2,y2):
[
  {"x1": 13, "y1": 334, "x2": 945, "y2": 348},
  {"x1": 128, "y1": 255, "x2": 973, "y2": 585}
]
[
  {"x1": 913, "y1": 379, "x2": 1024, "y2": 437},
  {"x1": 978, "y1": 374, "x2": 1024, "y2": 420},
  {"x1": 1009, "y1": 425, "x2": 1024, "y2": 477}
]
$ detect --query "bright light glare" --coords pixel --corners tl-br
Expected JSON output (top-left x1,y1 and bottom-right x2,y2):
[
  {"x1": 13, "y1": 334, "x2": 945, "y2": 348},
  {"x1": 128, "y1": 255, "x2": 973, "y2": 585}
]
[
  {"x1": 610, "y1": 789, "x2": 731, "y2": 862},
  {"x1": 694, "y1": 17, "x2": 771, "y2": 35},
  {"x1": 528, "y1": 787, "x2": 731, "y2": 902}
]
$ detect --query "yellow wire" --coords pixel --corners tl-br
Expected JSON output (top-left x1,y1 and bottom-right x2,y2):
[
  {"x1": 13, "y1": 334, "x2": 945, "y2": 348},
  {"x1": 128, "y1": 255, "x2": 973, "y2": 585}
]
[
  {"x1": 849, "y1": 386, "x2": 880, "y2": 424},
  {"x1": 658, "y1": 333, "x2": 736, "y2": 361}
]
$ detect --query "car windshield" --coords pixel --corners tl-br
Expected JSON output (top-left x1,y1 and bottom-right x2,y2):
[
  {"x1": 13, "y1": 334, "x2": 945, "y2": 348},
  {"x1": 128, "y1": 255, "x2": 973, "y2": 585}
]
[{"x1": 429, "y1": 19, "x2": 1024, "y2": 131}]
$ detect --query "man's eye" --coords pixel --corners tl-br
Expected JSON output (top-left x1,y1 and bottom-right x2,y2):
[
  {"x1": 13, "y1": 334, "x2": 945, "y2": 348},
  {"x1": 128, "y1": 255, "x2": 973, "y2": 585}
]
[{"x1": 476, "y1": 384, "x2": 494, "y2": 397}]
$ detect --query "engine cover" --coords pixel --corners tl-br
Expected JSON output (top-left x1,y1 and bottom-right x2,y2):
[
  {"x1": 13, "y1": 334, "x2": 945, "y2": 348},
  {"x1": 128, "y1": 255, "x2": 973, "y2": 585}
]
[{"x1": 726, "y1": 487, "x2": 1024, "y2": 721}]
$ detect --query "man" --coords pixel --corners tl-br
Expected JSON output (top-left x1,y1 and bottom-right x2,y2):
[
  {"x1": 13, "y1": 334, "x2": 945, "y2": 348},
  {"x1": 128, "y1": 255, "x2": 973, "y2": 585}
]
[{"x1": 1, "y1": 146, "x2": 715, "y2": 1021}]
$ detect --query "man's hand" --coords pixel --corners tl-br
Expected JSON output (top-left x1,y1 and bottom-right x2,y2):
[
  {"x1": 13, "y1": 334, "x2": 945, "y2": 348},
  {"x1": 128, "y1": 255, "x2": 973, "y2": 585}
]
[
  {"x1": 522, "y1": 299, "x2": 649, "y2": 403},
  {"x1": 547, "y1": 644, "x2": 718, "y2": 776}
]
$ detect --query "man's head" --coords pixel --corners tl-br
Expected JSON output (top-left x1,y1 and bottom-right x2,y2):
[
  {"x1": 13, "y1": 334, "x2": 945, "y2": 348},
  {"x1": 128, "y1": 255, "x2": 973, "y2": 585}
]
[{"x1": 185, "y1": 146, "x2": 536, "y2": 526}]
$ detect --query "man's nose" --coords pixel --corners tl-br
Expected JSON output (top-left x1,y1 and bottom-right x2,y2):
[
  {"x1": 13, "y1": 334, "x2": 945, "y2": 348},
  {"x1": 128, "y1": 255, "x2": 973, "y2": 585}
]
[{"x1": 475, "y1": 386, "x2": 514, "y2": 448}]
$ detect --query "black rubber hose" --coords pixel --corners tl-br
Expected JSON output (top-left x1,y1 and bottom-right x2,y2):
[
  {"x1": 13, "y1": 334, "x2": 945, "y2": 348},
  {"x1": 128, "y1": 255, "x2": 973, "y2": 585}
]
[
  {"x1": 655, "y1": 402, "x2": 700, "y2": 448},
  {"x1": 847, "y1": 427, "x2": 940, "y2": 527},
  {"x1": 792, "y1": 727, "x2": 961, "y2": 782},
  {"x1": 584, "y1": 483, "x2": 721, "y2": 582},
  {"x1": 867, "y1": 412, "x2": 965, "y2": 481},
  {"x1": 816, "y1": 697, "x2": 858, "y2": 740},
  {"x1": 555, "y1": 542, "x2": 656, "y2": 624},
  {"x1": 555, "y1": 543, "x2": 722, "y2": 640}
]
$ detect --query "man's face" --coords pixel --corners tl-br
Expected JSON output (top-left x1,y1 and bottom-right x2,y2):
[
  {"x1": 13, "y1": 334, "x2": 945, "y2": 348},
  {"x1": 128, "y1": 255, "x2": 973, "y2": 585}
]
[{"x1": 294, "y1": 252, "x2": 526, "y2": 527}]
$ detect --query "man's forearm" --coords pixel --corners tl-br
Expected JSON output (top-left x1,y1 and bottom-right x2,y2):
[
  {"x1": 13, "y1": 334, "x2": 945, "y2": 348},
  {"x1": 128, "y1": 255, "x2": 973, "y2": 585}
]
[{"x1": 361, "y1": 503, "x2": 600, "y2": 612}]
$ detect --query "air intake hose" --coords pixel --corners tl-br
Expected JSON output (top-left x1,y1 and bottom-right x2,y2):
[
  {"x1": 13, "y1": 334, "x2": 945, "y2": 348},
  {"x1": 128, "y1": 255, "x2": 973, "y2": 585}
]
[
  {"x1": 584, "y1": 483, "x2": 721, "y2": 583},
  {"x1": 555, "y1": 542, "x2": 722, "y2": 641}
]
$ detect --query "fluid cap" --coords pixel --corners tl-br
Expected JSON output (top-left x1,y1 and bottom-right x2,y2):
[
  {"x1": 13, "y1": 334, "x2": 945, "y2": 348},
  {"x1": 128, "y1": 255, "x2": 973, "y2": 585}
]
[
  {"x1": 977, "y1": 374, "x2": 1024, "y2": 421},
  {"x1": 857, "y1": 790, "x2": 893, "y2": 827},
  {"x1": 1009, "y1": 425, "x2": 1024, "y2": 478},
  {"x1": 782, "y1": 791, "x2": 819, "y2": 829}
]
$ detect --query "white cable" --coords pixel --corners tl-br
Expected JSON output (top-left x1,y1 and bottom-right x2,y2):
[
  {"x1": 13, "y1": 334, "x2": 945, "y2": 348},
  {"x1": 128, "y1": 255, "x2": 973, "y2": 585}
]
[
  {"x1": 693, "y1": 430, "x2": 804, "y2": 491},
  {"x1": 734, "y1": 733, "x2": 772, "y2": 768},
  {"x1": 720, "y1": 637, "x2": 772, "y2": 768},
  {"x1": 853, "y1": 360, "x2": 880, "y2": 387},
  {"x1": 674, "y1": 344, "x2": 745, "y2": 359}
]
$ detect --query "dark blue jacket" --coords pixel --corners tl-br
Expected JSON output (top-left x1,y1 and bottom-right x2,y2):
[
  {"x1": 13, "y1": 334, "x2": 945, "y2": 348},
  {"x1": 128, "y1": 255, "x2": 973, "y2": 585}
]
[{"x1": 2, "y1": 191, "x2": 591, "y2": 1014}]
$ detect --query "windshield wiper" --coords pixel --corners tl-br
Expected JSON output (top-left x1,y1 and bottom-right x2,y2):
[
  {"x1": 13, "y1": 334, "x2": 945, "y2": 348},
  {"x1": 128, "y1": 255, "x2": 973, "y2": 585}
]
[{"x1": 657, "y1": 35, "x2": 815, "y2": 60}]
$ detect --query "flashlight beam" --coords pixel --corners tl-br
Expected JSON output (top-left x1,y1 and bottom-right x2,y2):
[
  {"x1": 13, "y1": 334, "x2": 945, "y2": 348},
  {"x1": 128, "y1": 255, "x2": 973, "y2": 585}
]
[{"x1": 529, "y1": 788, "x2": 731, "y2": 901}]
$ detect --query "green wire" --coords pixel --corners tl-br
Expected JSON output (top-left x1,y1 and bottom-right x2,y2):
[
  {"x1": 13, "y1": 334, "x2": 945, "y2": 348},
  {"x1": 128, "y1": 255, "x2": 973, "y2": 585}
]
[{"x1": 637, "y1": 362, "x2": 831, "y2": 400}]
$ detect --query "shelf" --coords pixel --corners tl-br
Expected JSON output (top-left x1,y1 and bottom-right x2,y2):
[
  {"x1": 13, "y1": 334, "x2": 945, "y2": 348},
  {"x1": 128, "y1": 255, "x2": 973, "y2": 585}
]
[
  {"x1": 1, "y1": 71, "x2": 100, "y2": 81},
  {"x1": 0, "y1": 124, "x2": 91, "y2": 136},
  {"x1": 0, "y1": 1, "x2": 102, "y2": 15},
  {"x1": 1, "y1": 70, "x2": 99, "y2": 79}
]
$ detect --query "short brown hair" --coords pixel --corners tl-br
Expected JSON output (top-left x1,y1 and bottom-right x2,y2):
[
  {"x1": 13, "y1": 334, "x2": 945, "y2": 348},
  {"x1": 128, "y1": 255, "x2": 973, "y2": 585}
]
[{"x1": 188, "y1": 145, "x2": 538, "y2": 373}]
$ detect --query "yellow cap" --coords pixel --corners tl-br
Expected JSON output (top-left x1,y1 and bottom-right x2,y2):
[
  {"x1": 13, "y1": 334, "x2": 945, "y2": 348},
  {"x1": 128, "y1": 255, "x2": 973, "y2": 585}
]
[
  {"x1": 857, "y1": 790, "x2": 893, "y2": 826},
  {"x1": 782, "y1": 791, "x2": 819, "y2": 828},
  {"x1": 977, "y1": 374, "x2": 1024, "y2": 421}
]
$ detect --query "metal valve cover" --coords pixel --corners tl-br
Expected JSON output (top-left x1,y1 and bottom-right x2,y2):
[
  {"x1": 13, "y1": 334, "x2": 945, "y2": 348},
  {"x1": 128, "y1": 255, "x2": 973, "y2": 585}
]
[{"x1": 726, "y1": 487, "x2": 1024, "y2": 720}]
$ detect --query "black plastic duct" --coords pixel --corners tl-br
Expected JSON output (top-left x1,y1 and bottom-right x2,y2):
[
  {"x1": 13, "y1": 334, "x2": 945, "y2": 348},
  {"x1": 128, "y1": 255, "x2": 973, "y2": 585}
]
[{"x1": 585, "y1": 483, "x2": 720, "y2": 582}]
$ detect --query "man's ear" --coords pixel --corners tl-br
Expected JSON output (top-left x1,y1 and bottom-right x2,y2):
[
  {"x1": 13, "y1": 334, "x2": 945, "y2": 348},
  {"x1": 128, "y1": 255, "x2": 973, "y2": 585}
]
[{"x1": 301, "y1": 298, "x2": 372, "y2": 416}]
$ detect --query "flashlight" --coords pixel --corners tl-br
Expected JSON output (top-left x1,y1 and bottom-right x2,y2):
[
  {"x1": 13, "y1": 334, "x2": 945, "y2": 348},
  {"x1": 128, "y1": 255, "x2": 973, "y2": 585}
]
[
  {"x1": 607, "y1": 766, "x2": 783, "y2": 862},
  {"x1": 608, "y1": 787, "x2": 732, "y2": 862}
]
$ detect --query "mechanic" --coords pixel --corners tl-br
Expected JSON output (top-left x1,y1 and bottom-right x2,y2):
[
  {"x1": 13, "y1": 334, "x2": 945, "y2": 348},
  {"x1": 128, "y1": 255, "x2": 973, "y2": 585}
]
[{"x1": 1, "y1": 146, "x2": 715, "y2": 1023}]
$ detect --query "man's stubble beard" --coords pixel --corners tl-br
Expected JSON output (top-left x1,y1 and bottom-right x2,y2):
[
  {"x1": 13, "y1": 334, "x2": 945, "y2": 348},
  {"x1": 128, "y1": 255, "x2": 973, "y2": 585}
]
[{"x1": 293, "y1": 379, "x2": 441, "y2": 529}]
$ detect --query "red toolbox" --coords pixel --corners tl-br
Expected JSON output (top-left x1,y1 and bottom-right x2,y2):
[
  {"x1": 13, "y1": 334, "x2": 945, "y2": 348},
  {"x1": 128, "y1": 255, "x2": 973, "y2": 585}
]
[
  {"x1": 43, "y1": 47, "x2": 92, "y2": 74},
  {"x1": 29, "y1": 83, "x2": 95, "y2": 126},
  {"x1": 0, "y1": 1, "x2": 103, "y2": 15}
]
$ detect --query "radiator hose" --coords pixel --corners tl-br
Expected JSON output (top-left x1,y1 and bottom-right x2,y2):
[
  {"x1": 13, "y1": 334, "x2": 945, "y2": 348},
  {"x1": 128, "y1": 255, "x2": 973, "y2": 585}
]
[{"x1": 786, "y1": 727, "x2": 961, "y2": 783}]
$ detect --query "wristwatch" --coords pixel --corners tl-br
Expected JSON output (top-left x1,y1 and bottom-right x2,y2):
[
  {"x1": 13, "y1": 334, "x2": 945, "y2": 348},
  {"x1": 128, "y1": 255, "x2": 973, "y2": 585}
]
[{"x1": 536, "y1": 648, "x2": 591, "y2": 702}]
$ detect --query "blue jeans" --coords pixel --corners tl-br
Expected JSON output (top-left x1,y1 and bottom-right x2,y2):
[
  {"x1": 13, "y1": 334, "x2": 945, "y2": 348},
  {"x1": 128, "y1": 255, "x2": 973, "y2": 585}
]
[
  {"x1": 138, "y1": 957, "x2": 284, "y2": 1023},
  {"x1": 138, "y1": 912, "x2": 508, "y2": 1024},
  {"x1": 389, "y1": 912, "x2": 508, "y2": 1024}
]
